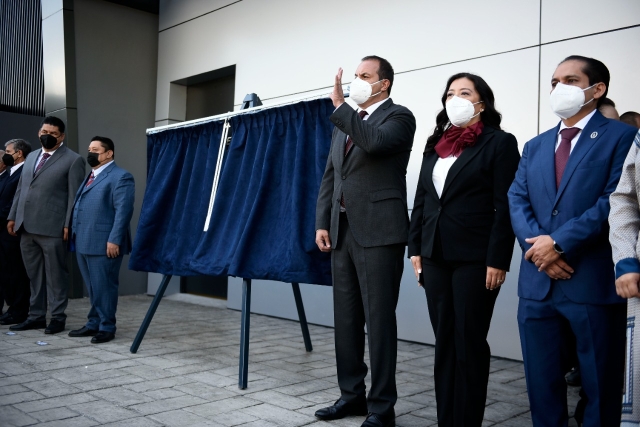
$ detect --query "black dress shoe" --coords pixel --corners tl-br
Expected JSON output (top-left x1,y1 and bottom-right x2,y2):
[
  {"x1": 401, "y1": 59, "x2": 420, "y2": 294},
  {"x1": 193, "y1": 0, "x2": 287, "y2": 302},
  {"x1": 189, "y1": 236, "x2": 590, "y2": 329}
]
[
  {"x1": 315, "y1": 397, "x2": 368, "y2": 420},
  {"x1": 0, "y1": 312, "x2": 11, "y2": 321},
  {"x1": 0, "y1": 314, "x2": 27, "y2": 326},
  {"x1": 10, "y1": 319, "x2": 46, "y2": 331},
  {"x1": 361, "y1": 412, "x2": 395, "y2": 427},
  {"x1": 91, "y1": 331, "x2": 115, "y2": 344},
  {"x1": 68, "y1": 326, "x2": 98, "y2": 337},
  {"x1": 44, "y1": 319, "x2": 66, "y2": 334}
]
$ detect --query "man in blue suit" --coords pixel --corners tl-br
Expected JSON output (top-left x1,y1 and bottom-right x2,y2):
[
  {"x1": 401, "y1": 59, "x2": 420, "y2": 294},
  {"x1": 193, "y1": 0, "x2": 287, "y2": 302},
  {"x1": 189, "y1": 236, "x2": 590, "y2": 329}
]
[
  {"x1": 68, "y1": 136, "x2": 134, "y2": 344},
  {"x1": 508, "y1": 55, "x2": 637, "y2": 426}
]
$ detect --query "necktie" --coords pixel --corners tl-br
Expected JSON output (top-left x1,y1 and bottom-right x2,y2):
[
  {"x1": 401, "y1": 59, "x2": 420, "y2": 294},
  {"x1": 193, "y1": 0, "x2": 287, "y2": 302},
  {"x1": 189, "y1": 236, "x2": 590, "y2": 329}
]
[
  {"x1": 344, "y1": 110, "x2": 369, "y2": 156},
  {"x1": 341, "y1": 110, "x2": 369, "y2": 209},
  {"x1": 85, "y1": 172, "x2": 95, "y2": 187},
  {"x1": 34, "y1": 153, "x2": 51, "y2": 174},
  {"x1": 555, "y1": 127, "x2": 581, "y2": 188}
]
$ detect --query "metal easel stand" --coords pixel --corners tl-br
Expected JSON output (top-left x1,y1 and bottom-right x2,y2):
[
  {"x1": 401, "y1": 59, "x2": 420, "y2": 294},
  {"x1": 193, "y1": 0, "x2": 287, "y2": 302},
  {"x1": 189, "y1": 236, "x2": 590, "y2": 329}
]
[
  {"x1": 131, "y1": 93, "x2": 314, "y2": 389},
  {"x1": 130, "y1": 274, "x2": 173, "y2": 353},
  {"x1": 238, "y1": 281, "x2": 314, "y2": 389}
]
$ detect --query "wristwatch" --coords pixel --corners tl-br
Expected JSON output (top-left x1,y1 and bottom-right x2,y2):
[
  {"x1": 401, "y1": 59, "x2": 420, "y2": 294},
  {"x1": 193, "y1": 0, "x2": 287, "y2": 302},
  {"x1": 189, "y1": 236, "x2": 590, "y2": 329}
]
[{"x1": 553, "y1": 240, "x2": 564, "y2": 254}]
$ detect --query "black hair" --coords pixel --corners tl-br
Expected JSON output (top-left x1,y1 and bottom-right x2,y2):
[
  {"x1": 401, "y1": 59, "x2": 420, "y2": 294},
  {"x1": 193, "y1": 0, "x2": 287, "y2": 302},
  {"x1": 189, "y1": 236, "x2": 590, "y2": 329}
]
[
  {"x1": 361, "y1": 55, "x2": 394, "y2": 95},
  {"x1": 40, "y1": 116, "x2": 65, "y2": 134},
  {"x1": 424, "y1": 73, "x2": 502, "y2": 154},
  {"x1": 560, "y1": 55, "x2": 610, "y2": 107},
  {"x1": 599, "y1": 97, "x2": 615, "y2": 108},
  {"x1": 620, "y1": 111, "x2": 640, "y2": 128},
  {"x1": 91, "y1": 136, "x2": 115, "y2": 156},
  {"x1": 5, "y1": 139, "x2": 32, "y2": 158}
]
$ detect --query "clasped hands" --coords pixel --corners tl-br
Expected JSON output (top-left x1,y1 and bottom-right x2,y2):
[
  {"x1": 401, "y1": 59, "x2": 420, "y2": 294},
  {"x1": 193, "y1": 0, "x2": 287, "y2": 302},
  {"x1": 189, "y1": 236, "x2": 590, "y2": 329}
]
[{"x1": 524, "y1": 235, "x2": 573, "y2": 280}]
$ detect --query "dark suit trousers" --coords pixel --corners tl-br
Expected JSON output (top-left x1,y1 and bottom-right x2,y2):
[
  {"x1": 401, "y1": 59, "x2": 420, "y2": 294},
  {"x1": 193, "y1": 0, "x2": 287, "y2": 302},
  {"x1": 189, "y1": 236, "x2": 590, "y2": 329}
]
[
  {"x1": 20, "y1": 231, "x2": 69, "y2": 321},
  {"x1": 518, "y1": 283, "x2": 626, "y2": 427},
  {"x1": 0, "y1": 226, "x2": 30, "y2": 317},
  {"x1": 331, "y1": 213, "x2": 404, "y2": 415},
  {"x1": 421, "y1": 236, "x2": 499, "y2": 427},
  {"x1": 76, "y1": 253, "x2": 122, "y2": 333}
]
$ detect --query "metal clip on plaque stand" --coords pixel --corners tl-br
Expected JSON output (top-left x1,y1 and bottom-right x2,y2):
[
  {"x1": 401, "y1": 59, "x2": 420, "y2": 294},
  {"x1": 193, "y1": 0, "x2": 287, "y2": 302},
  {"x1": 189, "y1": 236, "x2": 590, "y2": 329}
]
[{"x1": 130, "y1": 93, "x2": 313, "y2": 391}]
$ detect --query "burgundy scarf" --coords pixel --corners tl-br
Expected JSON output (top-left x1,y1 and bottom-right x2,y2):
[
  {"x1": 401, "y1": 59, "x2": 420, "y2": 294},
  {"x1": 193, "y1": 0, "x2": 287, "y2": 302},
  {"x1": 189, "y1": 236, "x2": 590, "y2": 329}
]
[{"x1": 435, "y1": 121, "x2": 484, "y2": 158}]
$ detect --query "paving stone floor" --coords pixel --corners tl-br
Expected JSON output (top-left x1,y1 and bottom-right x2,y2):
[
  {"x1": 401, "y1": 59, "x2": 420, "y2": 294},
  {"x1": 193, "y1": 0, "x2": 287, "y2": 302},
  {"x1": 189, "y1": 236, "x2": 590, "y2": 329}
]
[{"x1": 0, "y1": 294, "x2": 581, "y2": 427}]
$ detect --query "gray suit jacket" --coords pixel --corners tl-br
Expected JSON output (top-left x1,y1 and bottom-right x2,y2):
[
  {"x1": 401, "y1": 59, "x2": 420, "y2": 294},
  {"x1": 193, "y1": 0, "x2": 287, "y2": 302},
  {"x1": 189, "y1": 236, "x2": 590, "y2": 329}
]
[
  {"x1": 316, "y1": 99, "x2": 416, "y2": 248},
  {"x1": 9, "y1": 145, "x2": 85, "y2": 238}
]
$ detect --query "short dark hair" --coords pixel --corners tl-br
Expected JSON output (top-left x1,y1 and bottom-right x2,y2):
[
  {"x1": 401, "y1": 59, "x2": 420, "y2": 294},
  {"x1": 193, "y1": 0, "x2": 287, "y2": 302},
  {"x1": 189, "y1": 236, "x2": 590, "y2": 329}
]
[
  {"x1": 40, "y1": 116, "x2": 66, "y2": 134},
  {"x1": 5, "y1": 139, "x2": 32, "y2": 158},
  {"x1": 560, "y1": 55, "x2": 610, "y2": 107},
  {"x1": 91, "y1": 136, "x2": 115, "y2": 155},
  {"x1": 361, "y1": 55, "x2": 394, "y2": 95},
  {"x1": 599, "y1": 97, "x2": 615, "y2": 108},
  {"x1": 620, "y1": 111, "x2": 640, "y2": 128}
]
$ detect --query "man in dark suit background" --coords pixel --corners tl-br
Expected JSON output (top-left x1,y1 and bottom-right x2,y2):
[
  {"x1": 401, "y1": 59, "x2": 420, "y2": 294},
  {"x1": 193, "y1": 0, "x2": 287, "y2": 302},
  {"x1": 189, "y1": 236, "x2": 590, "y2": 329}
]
[
  {"x1": 0, "y1": 148, "x2": 8, "y2": 316},
  {"x1": 508, "y1": 56, "x2": 637, "y2": 426},
  {"x1": 68, "y1": 136, "x2": 135, "y2": 344},
  {"x1": 0, "y1": 139, "x2": 32, "y2": 326},
  {"x1": 315, "y1": 56, "x2": 416, "y2": 427},
  {"x1": 8, "y1": 116, "x2": 85, "y2": 335}
]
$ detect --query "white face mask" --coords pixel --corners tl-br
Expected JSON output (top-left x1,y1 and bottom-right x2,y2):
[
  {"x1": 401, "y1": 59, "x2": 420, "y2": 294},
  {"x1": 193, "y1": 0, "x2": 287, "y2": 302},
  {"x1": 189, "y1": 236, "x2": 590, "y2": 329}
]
[
  {"x1": 549, "y1": 82, "x2": 597, "y2": 120},
  {"x1": 446, "y1": 96, "x2": 483, "y2": 127},
  {"x1": 349, "y1": 78, "x2": 382, "y2": 105}
]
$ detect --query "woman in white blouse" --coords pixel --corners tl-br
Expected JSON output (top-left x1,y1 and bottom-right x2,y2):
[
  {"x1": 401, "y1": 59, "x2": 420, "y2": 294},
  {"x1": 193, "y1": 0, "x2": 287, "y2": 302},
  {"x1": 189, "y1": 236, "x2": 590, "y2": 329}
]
[{"x1": 407, "y1": 73, "x2": 521, "y2": 427}]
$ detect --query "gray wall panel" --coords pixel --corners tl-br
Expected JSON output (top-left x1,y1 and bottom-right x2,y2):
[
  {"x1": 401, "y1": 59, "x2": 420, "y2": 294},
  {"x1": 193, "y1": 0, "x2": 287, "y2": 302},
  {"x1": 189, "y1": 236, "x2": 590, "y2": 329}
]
[{"x1": 74, "y1": 0, "x2": 158, "y2": 295}]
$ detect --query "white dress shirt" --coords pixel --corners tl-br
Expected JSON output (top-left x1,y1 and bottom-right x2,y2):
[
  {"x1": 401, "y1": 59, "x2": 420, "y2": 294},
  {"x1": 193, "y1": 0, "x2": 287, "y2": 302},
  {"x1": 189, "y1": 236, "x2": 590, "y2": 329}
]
[
  {"x1": 91, "y1": 160, "x2": 114, "y2": 178},
  {"x1": 555, "y1": 109, "x2": 597, "y2": 154},
  {"x1": 10, "y1": 162, "x2": 23, "y2": 176},
  {"x1": 432, "y1": 156, "x2": 457, "y2": 198},
  {"x1": 34, "y1": 143, "x2": 63, "y2": 173},
  {"x1": 356, "y1": 97, "x2": 389, "y2": 118}
]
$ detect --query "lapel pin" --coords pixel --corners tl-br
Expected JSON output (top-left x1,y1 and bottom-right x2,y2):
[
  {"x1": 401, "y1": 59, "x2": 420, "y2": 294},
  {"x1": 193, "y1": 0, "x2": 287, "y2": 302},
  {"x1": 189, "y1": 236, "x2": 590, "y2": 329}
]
[{"x1": 590, "y1": 132, "x2": 598, "y2": 139}]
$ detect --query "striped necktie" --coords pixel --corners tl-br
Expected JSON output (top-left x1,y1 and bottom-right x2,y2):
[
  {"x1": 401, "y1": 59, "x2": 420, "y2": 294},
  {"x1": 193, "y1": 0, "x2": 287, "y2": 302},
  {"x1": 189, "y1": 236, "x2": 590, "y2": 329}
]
[
  {"x1": 85, "y1": 172, "x2": 95, "y2": 187},
  {"x1": 34, "y1": 153, "x2": 51, "y2": 174}
]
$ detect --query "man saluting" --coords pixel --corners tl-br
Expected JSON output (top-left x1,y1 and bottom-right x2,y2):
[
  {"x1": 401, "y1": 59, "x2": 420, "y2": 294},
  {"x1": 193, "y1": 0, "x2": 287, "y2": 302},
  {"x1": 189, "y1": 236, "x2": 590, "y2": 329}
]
[{"x1": 315, "y1": 56, "x2": 416, "y2": 427}]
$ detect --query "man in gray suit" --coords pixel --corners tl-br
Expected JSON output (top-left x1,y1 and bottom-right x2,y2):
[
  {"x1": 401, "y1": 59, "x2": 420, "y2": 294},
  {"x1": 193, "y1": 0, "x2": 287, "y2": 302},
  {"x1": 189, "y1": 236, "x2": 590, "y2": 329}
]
[
  {"x1": 8, "y1": 116, "x2": 85, "y2": 334},
  {"x1": 315, "y1": 56, "x2": 416, "y2": 427}
]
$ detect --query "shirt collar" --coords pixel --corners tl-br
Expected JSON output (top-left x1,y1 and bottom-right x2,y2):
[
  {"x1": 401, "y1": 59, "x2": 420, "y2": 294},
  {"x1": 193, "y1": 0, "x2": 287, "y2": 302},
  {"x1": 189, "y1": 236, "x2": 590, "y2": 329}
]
[
  {"x1": 357, "y1": 97, "x2": 390, "y2": 117},
  {"x1": 92, "y1": 160, "x2": 114, "y2": 177},
  {"x1": 42, "y1": 142, "x2": 63, "y2": 157},
  {"x1": 10, "y1": 162, "x2": 23, "y2": 175},
  {"x1": 558, "y1": 109, "x2": 597, "y2": 134}
]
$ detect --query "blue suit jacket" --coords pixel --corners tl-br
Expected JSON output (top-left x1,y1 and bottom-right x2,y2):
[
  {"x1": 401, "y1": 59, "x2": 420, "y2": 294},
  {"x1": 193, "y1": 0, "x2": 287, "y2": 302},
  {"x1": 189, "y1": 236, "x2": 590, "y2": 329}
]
[
  {"x1": 508, "y1": 110, "x2": 637, "y2": 304},
  {"x1": 72, "y1": 162, "x2": 135, "y2": 255}
]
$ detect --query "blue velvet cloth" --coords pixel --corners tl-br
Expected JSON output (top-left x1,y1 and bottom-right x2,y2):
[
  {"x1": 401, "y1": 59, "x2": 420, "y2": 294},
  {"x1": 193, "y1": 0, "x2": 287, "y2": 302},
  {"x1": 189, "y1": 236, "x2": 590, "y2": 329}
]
[
  {"x1": 129, "y1": 120, "x2": 226, "y2": 276},
  {"x1": 129, "y1": 99, "x2": 333, "y2": 286}
]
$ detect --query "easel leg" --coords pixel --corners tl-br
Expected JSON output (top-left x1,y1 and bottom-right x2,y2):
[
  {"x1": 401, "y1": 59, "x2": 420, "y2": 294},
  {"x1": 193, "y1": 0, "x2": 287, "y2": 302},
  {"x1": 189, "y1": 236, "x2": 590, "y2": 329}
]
[
  {"x1": 292, "y1": 282, "x2": 313, "y2": 352},
  {"x1": 238, "y1": 278, "x2": 252, "y2": 389},
  {"x1": 130, "y1": 274, "x2": 173, "y2": 354}
]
